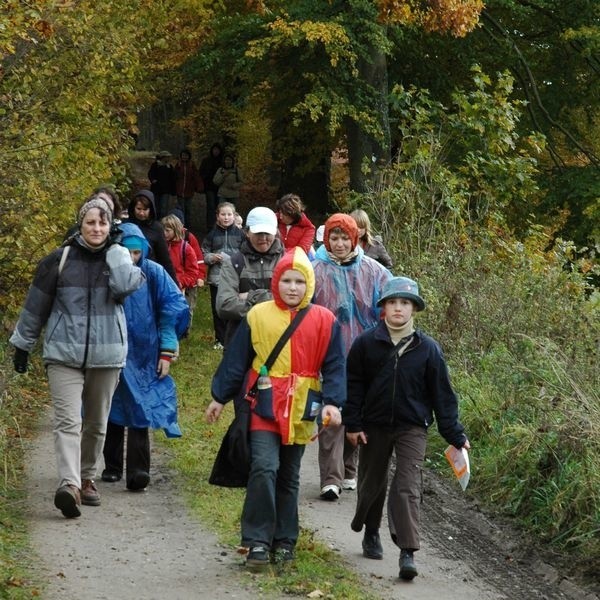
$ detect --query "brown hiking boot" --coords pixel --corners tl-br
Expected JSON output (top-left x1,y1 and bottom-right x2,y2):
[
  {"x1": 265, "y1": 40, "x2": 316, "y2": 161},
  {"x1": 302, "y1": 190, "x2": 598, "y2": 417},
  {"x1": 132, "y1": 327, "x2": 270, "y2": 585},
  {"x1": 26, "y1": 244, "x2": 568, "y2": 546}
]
[
  {"x1": 81, "y1": 479, "x2": 101, "y2": 506},
  {"x1": 54, "y1": 484, "x2": 81, "y2": 518}
]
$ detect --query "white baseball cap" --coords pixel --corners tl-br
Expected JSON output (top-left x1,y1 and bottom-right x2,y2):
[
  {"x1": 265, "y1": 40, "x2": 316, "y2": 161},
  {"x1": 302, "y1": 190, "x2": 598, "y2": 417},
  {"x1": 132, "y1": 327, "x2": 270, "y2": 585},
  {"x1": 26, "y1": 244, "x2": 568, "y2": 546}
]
[{"x1": 246, "y1": 207, "x2": 277, "y2": 235}]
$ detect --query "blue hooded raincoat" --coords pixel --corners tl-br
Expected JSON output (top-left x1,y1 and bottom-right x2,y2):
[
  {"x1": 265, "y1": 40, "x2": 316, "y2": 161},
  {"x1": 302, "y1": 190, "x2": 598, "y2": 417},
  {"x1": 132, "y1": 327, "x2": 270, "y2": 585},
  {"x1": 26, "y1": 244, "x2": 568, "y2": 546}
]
[{"x1": 109, "y1": 223, "x2": 190, "y2": 437}]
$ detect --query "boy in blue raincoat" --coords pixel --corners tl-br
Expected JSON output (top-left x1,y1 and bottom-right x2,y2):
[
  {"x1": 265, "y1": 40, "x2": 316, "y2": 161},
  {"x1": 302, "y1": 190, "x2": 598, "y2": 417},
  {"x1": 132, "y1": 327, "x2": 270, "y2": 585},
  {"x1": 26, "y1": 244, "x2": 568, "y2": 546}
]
[{"x1": 102, "y1": 223, "x2": 190, "y2": 490}]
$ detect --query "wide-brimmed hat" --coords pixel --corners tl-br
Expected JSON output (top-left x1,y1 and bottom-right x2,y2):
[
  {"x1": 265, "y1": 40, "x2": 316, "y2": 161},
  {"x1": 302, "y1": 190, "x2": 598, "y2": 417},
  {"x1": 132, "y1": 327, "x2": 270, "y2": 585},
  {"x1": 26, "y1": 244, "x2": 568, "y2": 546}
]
[
  {"x1": 157, "y1": 150, "x2": 172, "y2": 159},
  {"x1": 377, "y1": 276, "x2": 425, "y2": 311}
]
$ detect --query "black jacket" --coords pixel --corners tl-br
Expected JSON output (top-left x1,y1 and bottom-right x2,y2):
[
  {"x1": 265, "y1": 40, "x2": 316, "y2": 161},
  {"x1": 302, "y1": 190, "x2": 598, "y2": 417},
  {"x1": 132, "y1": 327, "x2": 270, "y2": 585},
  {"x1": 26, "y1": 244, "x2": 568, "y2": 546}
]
[
  {"x1": 126, "y1": 196, "x2": 177, "y2": 283},
  {"x1": 344, "y1": 320, "x2": 467, "y2": 448}
]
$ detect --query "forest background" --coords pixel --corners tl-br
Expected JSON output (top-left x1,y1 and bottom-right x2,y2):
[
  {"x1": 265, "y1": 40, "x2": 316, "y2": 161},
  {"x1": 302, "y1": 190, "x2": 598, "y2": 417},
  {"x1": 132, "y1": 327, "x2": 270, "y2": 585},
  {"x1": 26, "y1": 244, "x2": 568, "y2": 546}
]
[{"x1": 0, "y1": 0, "x2": 598, "y2": 594}]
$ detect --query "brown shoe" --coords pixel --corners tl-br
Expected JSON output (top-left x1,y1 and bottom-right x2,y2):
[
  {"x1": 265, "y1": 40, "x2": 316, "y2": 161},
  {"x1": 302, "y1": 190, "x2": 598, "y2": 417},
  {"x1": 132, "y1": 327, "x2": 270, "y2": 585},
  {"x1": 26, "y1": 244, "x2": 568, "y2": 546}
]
[
  {"x1": 54, "y1": 484, "x2": 81, "y2": 518},
  {"x1": 81, "y1": 479, "x2": 101, "y2": 506}
]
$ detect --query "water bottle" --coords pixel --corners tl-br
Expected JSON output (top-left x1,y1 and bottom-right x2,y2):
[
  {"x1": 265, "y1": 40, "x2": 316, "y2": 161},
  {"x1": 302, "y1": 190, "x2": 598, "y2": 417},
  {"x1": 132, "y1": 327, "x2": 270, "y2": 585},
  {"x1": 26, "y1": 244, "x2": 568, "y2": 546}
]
[
  {"x1": 257, "y1": 365, "x2": 272, "y2": 391},
  {"x1": 256, "y1": 366, "x2": 274, "y2": 419}
]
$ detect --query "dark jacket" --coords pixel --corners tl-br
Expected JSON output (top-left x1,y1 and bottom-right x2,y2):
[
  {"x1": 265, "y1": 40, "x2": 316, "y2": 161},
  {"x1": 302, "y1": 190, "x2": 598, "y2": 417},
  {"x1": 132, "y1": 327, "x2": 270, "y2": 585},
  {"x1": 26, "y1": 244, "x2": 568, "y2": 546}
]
[
  {"x1": 201, "y1": 223, "x2": 244, "y2": 286},
  {"x1": 362, "y1": 238, "x2": 393, "y2": 269},
  {"x1": 126, "y1": 193, "x2": 177, "y2": 283},
  {"x1": 199, "y1": 143, "x2": 223, "y2": 194},
  {"x1": 344, "y1": 320, "x2": 467, "y2": 448},
  {"x1": 148, "y1": 161, "x2": 176, "y2": 197},
  {"x1": 216, "y1": 237, "x2": 284, "y2": 343}
]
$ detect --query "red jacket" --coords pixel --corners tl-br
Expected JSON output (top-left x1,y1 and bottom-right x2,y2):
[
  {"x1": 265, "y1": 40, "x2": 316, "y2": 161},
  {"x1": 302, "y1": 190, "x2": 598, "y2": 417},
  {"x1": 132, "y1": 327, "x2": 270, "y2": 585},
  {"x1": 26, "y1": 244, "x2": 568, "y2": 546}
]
[
  {"x1": 277, "y1": 212, "x2": 316, "y2": 254},
  {"x1": 175, "y1": 160, "x2": 203, "y2": 198},
  {"x1": 167, "y1": 239, "x2": 200, "y2": 290},
  {"x1": 185, "y1": 229, "x2": 207, "y2": 280}
]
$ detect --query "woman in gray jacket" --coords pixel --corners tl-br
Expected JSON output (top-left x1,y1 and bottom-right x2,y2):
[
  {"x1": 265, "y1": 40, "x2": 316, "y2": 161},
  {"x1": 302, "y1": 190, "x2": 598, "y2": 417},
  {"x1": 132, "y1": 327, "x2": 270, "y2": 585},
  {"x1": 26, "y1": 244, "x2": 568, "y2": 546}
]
[{"x1": 10, "y1": 196, "x2": 144, "y2": 518}]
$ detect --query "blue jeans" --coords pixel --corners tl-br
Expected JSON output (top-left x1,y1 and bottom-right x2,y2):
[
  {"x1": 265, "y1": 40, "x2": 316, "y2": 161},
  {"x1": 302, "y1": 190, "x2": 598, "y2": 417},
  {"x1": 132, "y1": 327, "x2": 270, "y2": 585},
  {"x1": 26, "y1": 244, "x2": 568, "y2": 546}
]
[{"x1": 241, "y1": 430, "x2": 305, "y2": 550}]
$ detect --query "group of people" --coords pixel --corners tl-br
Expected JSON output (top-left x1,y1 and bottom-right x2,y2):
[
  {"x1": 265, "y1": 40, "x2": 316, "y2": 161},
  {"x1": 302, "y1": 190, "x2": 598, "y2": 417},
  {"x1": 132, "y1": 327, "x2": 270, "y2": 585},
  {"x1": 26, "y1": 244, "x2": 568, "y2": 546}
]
[
  {"x1": 147, "y1": 144, "x2": 243, "y2": 233},
  {"x1": 10, "y1": 184, "x2": 469, "y2": 583}
]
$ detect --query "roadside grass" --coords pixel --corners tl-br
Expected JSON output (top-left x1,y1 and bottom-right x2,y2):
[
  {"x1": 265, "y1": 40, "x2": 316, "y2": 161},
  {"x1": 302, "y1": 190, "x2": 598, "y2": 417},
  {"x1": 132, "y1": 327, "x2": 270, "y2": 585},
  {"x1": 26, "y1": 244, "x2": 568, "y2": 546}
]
[
  {"x1": 0, "y1": 344, "x2": 47, "y2": 599},
  {"x1": 166, "y1": 286, "x2": 379, "y2": 599}
]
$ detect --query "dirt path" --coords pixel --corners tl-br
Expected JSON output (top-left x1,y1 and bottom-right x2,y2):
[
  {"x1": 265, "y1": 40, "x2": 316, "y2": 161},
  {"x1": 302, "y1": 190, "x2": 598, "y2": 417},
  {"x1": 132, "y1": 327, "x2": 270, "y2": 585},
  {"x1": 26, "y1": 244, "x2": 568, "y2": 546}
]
[{"x1": 27, "y1": 410, "x2": 598, "y2": 600}]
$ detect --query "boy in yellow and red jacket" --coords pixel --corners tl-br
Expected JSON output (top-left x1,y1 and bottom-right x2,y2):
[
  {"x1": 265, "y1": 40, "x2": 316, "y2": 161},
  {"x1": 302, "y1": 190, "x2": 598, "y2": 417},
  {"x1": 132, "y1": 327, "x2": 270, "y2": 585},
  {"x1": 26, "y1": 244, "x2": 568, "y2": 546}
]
[{"x1": 206, "y1": 247, "x2": 346, "y2": 569}]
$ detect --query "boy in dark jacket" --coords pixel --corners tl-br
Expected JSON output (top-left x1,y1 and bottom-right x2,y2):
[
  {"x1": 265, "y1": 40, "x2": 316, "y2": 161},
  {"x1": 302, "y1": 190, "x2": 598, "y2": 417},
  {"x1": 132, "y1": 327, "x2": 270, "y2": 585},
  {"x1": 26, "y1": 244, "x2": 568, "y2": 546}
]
[{"x1": 344, "y1": 276, "x2": 470, "y2": 581}]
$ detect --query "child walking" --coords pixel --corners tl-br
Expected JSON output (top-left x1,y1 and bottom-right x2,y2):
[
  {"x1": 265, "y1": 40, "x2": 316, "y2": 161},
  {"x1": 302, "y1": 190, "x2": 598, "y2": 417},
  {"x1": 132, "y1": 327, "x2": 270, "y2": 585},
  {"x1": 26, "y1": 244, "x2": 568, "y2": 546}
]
[
  {"x1": 312, "y1": 213, "x2": 392, "y2": 501},
  {"x1": 205, "y1": 248, "x2": 346, "y2": 570},
  {"x1": 201, "y1": 201, "x2": 244, "y2": 349},
  {"x1": 344, "y1": 276, "x2": 471, "y2": 580}
]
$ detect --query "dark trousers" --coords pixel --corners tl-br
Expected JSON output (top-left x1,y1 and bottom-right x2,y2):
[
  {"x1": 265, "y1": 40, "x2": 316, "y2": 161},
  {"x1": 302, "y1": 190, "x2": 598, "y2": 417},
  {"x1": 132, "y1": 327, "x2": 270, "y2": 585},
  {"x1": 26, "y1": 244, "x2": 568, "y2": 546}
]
[
  {"x1": 241, "y1": 430, "x2": 305, "y2": 550},
  {"x1": 103, "y1": 421, "x2": 150, "y2": 482},
  {"x1": 209, "y1": 285, "x2": 227, "y2": 345},
  {"x1": 351, "y1": 424, "x2": 427, "y2": 551}
]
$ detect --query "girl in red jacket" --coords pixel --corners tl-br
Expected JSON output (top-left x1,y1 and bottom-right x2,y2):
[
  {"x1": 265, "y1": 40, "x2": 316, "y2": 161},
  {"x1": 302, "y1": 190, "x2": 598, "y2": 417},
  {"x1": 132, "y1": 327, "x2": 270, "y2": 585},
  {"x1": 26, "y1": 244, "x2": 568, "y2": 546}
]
[{"x1": 276, "y1": 193, "x2": 316, "y2": 255}]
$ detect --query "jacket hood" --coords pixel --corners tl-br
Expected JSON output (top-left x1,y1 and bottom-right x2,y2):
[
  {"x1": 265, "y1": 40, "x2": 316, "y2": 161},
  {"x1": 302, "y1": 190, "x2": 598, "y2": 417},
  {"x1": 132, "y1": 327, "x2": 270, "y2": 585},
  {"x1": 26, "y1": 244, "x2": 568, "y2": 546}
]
[
  {"x1": 128, "y1": 189, "x2": 157, "y2": 221},
  {"x1": 119, "y1": 222, "x2": 150, "y2": 261},
  {"x1": 323, "y1": 213, "x2": 359, "y2": 251},
  {"x1": 271, "y1": 247, "x2": 315, "y2": 310}
]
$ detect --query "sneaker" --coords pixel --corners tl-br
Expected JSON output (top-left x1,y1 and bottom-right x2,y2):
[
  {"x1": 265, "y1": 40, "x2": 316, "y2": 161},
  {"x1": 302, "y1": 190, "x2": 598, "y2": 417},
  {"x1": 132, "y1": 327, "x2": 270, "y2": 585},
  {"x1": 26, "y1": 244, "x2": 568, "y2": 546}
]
[
  {"x1": 212, "y1": 341, "x2": 224, "y2": 351},
  {"x1": 271, "y1": 547, "x2": 295, "y2": 565},
  {"x1": 81, "y1": 479, "x2": 101, "y2": 506},
  {"x1": 246, "y1": 546, "x2": 270, "y2": 570},
  {"x1": 320, "y1": 484, "x2": 341, "y2": 501},
  {"x1": 362, "y1": 530, "x2": 383, "y2": 560},
  {"x1": 54, "y1": 484, "x2": 81, "y2": 518},
  {"x1": 399, "y1": 549, "x2": 418, "y2": 580},
  {"x1": 127, "y1": 470, "x2": 150, "y2": 491},
  {"x1": 342, "y1": 478, "x2": 357, "y2": 490}
]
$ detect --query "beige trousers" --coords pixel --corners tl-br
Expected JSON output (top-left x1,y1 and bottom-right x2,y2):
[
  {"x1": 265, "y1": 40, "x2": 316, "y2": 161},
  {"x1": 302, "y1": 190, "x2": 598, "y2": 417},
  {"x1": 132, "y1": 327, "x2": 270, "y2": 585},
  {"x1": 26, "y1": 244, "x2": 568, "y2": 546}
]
[{"x1": 47, "y1": 364, "x2": 120, "y2": 489}]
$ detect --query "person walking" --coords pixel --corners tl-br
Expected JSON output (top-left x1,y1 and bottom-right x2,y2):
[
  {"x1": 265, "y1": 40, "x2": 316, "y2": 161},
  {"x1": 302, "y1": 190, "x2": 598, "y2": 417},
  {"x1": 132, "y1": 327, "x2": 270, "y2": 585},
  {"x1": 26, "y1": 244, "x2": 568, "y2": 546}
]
[
  {"x1": 275, "y1": 193, "x2": 316, "y2": 255},
  {"x1": 216, "y1": 206, "x2": 284, "y2": 346},
  {"x1": 201, "y1": 201, "x2": 244, "y2": 349},
  {"x1": 311, "y1": 213, "x2": 392, "y2": 501},
  {"x1": 148, "y1": 151, "x2": 176, "y2": 219},
  {"x1": 125, "y1": 189, "x2": 177, "y2": 283},
  {"x1": 213, "y1": 153, "x2": 243, "y2": 204},
  {"x1": 199, "y1": 142, "x2": 223, "y2": 232},
  {"x1": 350, "y1": 208, "x2": 393, "y2": 269},
  {"x1": 174, "y1": 148, "x2": 203, "y2": 232},
  {"x1": 10, "y1": 196, "x2": 144, "y2": 518},
  {"x1": 344, "y1": 276, "x2": 470, "y2": 580},
  {"x1": 206, "y1": 247, "x2": 346, "y2": 570},
  {"x1": 102, "y1": 223, "x2": 190, "y2": 491}
]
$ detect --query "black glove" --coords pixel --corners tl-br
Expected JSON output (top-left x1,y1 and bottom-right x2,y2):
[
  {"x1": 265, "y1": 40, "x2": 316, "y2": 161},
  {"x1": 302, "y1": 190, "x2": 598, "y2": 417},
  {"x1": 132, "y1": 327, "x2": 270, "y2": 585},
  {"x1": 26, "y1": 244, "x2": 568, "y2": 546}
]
[
  {"x1": 109, "y1": 224, "x2": 123, "y2": 246},
  {"x1": 13, "y1": 348, "x2": 29, "y2": 373}
]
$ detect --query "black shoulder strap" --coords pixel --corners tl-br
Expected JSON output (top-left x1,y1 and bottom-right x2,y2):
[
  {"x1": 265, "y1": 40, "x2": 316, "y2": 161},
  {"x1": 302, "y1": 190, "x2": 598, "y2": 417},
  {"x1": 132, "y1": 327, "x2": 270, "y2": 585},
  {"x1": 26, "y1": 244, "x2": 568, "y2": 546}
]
[
  {"x1": 376, "y1": 334, "x2": 414, "y2": 373},
  {"x1": 263, "y1": 305, "x2": 311, "y2": 371}
]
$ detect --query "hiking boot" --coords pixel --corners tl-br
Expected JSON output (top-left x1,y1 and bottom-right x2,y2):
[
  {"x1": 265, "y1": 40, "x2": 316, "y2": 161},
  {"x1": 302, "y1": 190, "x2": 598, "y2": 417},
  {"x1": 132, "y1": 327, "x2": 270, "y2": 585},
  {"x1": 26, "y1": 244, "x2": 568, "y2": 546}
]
[
  {"x1": 399, "y1": 549, "x2": 418, "y2": 580},
  {"x1": 246, "y1": 546, "x2": 270, "y2": 571},
  {"x1": 126, "y1": 470, "x2": 150, "y2": 491},
  {"x1": 271, "y1": 547, "x2": 295, "y2": 565},
  {"x1": 54, "y1": 484, "x2": 81, "y2": 518},
  {"x1": 101, "y1": 469, "x2": 121, "y2": 483},
  {"x1": 362, "y1": 530, "x2": 383, "y2": 560},
  {"x1": 81, "y1": 479, "x2": 101, "y2": 506},
  {"x1": 342, "y1": 478, "x2": 357, "y2": 490},
  {"x1": 320, "y1": 484, "x2": 341, "y2": 501}
]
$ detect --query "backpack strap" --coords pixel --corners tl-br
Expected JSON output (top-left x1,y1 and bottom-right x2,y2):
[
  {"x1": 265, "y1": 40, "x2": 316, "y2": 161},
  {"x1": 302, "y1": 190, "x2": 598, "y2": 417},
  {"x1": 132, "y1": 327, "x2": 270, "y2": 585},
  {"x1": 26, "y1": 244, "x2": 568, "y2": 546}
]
[{"x1": 58, "y1": 246, "x2": 70, "y2": 275}]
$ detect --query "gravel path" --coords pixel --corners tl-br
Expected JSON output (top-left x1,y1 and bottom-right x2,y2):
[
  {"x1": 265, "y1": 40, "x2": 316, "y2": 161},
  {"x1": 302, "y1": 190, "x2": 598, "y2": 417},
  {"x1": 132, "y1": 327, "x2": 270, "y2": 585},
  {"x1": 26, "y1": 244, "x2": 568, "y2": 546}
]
[{"x1": 26, "y1": 410, "x2": 598, "y2": 600}]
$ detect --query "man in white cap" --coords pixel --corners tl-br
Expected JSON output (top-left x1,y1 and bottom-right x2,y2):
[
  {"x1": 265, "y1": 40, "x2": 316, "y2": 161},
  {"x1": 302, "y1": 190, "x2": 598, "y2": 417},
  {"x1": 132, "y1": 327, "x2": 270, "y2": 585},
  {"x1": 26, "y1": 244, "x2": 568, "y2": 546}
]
[{"x1": 216, "y1": 207, "x2": 284, "y2": 345}]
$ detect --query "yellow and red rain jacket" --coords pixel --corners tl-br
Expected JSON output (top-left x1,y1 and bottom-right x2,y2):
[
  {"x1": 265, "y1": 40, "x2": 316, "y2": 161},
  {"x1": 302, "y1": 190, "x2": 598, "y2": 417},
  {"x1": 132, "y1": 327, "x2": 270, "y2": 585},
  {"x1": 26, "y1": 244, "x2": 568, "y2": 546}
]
[{"x1": 211, "y1": 247, "x2": 346, "y2": 445}]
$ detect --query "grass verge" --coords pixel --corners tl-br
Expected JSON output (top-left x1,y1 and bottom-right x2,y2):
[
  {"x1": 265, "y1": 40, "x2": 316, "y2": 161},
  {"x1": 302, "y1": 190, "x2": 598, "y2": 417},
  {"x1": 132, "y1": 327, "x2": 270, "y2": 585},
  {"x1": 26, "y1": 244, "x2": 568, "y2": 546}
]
[{"x1": 165, "y1": 286, "x2": 379, "y2": 599}]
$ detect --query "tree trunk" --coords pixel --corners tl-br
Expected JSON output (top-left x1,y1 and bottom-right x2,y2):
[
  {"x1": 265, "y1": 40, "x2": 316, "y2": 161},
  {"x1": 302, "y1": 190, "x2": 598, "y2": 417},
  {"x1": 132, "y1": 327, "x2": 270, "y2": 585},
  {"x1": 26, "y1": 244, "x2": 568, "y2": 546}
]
[{"x1": 346, "y1": 44, "x2": 391, "y2": 193}]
